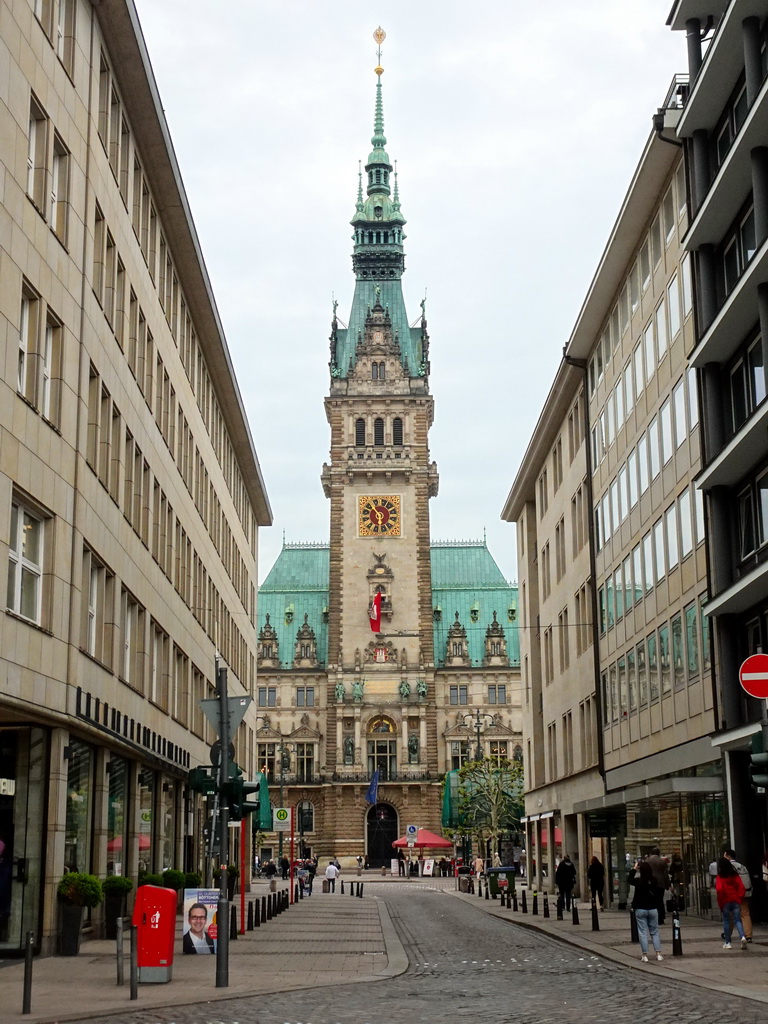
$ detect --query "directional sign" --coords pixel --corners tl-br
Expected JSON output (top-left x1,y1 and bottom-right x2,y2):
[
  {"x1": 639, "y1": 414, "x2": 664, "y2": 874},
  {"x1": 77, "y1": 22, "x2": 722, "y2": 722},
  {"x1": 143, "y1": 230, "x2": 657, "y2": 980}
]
[
  {"x1": 273, "y1": 807, "x2": 291, "y2": 832},
  {"x1": 739, "y1": 654, "x2": 768, "y2": 698},
  {"x1": 200, "y1": 695, "x2": 253, "y2": 738}
]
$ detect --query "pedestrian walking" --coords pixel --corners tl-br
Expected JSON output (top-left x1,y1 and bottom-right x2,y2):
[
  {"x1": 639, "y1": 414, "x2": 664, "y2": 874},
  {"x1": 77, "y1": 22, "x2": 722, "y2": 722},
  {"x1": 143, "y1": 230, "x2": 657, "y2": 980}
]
[
  {"x1": 587, "y1": 856, "x2": 605, "y2": 908},
  {"x1": 306, "y1": 857, "x2": 316, "y2": 894},
  {"x1": 280, "y1": 855, "x2": 290, "y2": 880},
  {"x1": 554, "y1": 853, "x2": 577, "y2": 911},
  {"x1": 715, "y1": 857, "x2": 747, "y2": 949},
  {"x1": 397, "y1": 849, "x2": 405, "y2": 876},
  {"x1": 645, "y1": 846, "x2": 670, "y2": 925},
  {"x1": 325, "y1": 858, "x2": 340, "y2": 893},
  {"x1": 628, "y1": 860, "x2": 664, "y2": 962},
  {"x1": 723, "y1": 849, "x2": 752, "y2": 942}
]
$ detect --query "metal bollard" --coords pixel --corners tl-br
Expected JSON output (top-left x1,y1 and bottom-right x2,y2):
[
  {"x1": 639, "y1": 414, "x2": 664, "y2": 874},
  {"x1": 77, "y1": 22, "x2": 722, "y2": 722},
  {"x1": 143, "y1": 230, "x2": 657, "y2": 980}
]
[
  {"x1": 130, "y1": 925, "x2": 138, "y2": 1001},
  {"x1": 116, "y1": 916, "x2": 124, "y2": 986},
  {"x1": 485, "y1": 882, "x2": 490, "y2": 900},
  {"x1": 512, "y1": 888, "x2": 518, "y2": 912},
  {"x1": 543, "y1": 894, "x2": 550, "y2": 919},
  {"x1": 350, "y1": 881, "x2": 355, "y2": 896},
  {"x1": 247, "y1": 901, "x2": 254, "y2": 930},
  {"x1": 672, "y1": 910, "x2": 683, "y2": 956},
  {"x1": 358, "y1": 883, "x2": 364, "y2": 898},
  {"x1": 556, "y1": 895, "x2": 563, "y2": 921},
  {"x1": 262, "y1": 895, "x2": 268, "y2": 923},
  {"x1": 521, "y1": 890, "x2": 528, "y2": 913},
  {"x1": 591, "y1": 898, "x2": 600, "y2": 932},
  {"x1": 532, "y1": 891, "x2": 538, "y2": 915},
  {"x1": 22, "y1": 930, "x2": 33, "y2": 1015},
  {"x1": 295, "y1": 883, "x2": 300, "y2": 902},
  {"x1": 571, "y1": 901, "x2": 580, "y2": 926},
  {"x1": 253, "y1": 900, "x2": 260, "y2": 928},
  {"x1": 230, "y1": 906, "x2": 238, "y2": 940},
  {"x1": 266, "y1": 894, "x2": 272, "y2": 920},
  {"x1": 630, "y1": 907, "x2": 639, "y2": 943},
  {"x1": 341, "y1": 880, "x2": 345, "y2": 894}
]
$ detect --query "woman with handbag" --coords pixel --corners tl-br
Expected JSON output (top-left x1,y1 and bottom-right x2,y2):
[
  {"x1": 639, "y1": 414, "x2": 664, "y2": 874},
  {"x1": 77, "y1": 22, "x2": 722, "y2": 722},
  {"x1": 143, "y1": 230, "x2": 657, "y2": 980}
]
[{"x1": 628, "y1": 860, "x2": 664, "y2": 962}]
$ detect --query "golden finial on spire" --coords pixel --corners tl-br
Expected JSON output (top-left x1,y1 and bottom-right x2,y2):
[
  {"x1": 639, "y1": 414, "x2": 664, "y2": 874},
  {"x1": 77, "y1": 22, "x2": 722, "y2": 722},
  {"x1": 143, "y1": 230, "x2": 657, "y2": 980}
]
[{"x1": 373, "y1": 26, "x2": 386, "y2": 76}]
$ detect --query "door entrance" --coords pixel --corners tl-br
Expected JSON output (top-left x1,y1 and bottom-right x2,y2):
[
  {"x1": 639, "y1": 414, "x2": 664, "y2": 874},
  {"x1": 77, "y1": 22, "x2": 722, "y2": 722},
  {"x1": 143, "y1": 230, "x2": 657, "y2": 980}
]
[
  {"x1": 0, "y1": 727, "x2": 46, "y2": 953},
  {"x1": 366, "y1": 803, "x2": 398, "y2": 868}
]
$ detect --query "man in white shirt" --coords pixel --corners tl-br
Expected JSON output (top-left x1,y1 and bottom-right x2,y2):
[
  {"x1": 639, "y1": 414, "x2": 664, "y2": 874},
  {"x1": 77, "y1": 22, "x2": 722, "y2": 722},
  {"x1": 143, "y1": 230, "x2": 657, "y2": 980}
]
[{"x1": 325, "y1": 859, "x2": 340, "y2": 892}]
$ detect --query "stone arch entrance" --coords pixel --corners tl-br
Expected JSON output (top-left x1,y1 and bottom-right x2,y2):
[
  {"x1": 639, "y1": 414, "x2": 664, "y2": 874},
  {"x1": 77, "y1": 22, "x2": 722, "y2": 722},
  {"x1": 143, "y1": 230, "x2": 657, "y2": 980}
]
[{"x1": 366, "y1": 803, "x2": 398, "y2": 869}]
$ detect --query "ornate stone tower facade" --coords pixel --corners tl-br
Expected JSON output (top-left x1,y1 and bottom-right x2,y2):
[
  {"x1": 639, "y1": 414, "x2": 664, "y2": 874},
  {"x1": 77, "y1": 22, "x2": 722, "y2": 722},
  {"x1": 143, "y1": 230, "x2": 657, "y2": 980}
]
[{"x1": 318, "y1": 55, "x2": 441, "y2": 856}]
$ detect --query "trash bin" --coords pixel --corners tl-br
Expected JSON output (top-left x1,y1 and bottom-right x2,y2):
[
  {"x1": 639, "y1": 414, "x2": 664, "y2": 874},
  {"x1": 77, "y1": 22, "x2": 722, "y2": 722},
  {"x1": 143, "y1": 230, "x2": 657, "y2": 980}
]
[
  {"x1": 132, "y1": 885, "x2": 176, "y2": 983},
  {"x1": 459, "y1": 875, "x2": 470, "y2": 893},
  {"x1": 486, "y1": 867, "x2": 516, "y2": 900}
]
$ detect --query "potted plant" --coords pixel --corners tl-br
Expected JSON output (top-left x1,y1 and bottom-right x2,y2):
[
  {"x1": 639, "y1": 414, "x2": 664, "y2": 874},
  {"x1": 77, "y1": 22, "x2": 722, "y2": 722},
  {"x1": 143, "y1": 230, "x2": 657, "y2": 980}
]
[
  {"x1": 184, "y1": 871, "x2": 202, "y2": 889},
  {"x1": 102, "y1": 875, "x2": 133, "y2": 940},
  {"x1": 57, "y1": 873, "x2": 103, "y2": 956}
]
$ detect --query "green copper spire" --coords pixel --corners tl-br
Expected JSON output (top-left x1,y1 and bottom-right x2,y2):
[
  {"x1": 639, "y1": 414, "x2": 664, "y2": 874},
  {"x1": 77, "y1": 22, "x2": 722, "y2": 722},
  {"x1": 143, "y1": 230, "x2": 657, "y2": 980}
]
[{"x1": 330, "y1": 29, "x2": 427, "y2": 383}]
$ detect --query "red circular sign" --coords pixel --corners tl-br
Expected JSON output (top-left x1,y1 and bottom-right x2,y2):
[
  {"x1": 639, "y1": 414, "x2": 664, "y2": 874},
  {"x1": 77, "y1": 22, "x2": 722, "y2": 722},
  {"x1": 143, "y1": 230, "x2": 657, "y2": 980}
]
[{"x1": 738, "y1": 653, "x2": 768, "y2": 698}]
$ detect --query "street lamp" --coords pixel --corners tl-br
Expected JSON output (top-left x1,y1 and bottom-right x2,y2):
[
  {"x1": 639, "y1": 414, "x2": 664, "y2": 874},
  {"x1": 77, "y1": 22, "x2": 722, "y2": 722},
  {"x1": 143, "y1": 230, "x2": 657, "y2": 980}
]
[{"x1": 461, "y1": 708, "x2": 495, "y2": 761}]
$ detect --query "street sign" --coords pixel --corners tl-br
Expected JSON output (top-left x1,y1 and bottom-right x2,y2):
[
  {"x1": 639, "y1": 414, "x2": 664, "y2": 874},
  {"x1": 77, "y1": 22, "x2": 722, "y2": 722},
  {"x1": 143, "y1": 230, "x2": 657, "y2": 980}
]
[
  {"x1": 200, "y1": 695, "x2": 253, "y2": 738},
  {"x1": 210, "y1": 740, "x2": 236, "y2": 767},
  {"x1": 406, "y1": 823, "x2": 417, "y2": 837},
  {"x1": 273, "y1": 807, "x2": 291, "y2": 832},
  {"x1": 738, "y1": 654, "x2": 768, "y2": 698}
]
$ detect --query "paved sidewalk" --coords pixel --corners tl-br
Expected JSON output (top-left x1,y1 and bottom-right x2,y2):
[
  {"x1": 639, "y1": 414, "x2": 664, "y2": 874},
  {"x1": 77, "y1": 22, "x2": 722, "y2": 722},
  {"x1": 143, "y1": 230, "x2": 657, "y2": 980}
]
[
  {"x1": 0, "y1": 880, "x2": 407, "y2": 1024},
  {"x1": 453, "y1": 883, "x2": 768, "y2": 1005}
]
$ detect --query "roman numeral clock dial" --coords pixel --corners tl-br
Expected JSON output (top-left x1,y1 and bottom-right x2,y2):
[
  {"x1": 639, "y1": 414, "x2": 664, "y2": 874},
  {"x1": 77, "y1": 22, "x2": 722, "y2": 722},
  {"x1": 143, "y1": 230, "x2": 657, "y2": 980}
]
[{"x1": 358, "y1": 495, "x2": 401, "y2": 536}]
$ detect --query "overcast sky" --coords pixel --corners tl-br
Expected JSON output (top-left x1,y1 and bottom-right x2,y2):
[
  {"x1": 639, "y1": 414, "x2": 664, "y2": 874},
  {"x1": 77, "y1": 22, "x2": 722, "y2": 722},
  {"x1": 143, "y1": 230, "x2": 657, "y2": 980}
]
[{"x1": 133, "y1": 0, "x2": 684, "y2": 583}]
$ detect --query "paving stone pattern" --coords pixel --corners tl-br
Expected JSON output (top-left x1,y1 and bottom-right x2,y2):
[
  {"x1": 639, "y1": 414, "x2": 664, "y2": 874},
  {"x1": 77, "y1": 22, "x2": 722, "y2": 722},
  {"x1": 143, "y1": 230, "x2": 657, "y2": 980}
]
[{"x1": 65, "y1": 886, "x2": 768, "y2": 1024}]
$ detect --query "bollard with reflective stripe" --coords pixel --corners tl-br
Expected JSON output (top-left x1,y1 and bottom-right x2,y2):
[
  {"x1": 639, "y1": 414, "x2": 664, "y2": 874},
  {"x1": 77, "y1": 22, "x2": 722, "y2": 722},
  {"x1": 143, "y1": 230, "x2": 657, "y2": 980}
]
[
  {"x1": 22, "y1": 931, "x2": 33, "y2": 1015},
  {"x1": 543, "y1": 894, "x2": 550, "y2": 918},
  {"x1": 591, "y1": 898, "x2": 600, "y2": 931},
  {"x1": 532, "y1": 891, "x2": 538, "y2": 915},
  {"x1": 512, "y1": 888, "x2": 518, "y2": 912},
  {"x1": 672, "y1": 910, "x2": 683, "y2": 956}
]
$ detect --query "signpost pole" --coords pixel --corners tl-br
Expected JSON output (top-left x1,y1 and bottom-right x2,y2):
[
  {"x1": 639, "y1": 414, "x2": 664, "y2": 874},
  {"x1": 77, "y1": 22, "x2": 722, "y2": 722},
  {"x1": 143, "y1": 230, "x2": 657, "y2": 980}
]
[
  {"x1": 290, "y1": 806, "x2": 295, "y2": 904},
  {"x1": 215, "y1": 659, "x2": 230, "y2": 989},
  {"x1": 240, "y1": 819, "x2": 246, "y2": 935}
]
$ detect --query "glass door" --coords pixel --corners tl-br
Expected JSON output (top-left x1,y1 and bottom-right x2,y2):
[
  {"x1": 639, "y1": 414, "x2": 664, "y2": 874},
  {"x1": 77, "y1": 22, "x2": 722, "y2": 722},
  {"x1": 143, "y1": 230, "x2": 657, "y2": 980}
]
[{"x1": 0, "y1": 727, "x2": 46, "y2": 952}]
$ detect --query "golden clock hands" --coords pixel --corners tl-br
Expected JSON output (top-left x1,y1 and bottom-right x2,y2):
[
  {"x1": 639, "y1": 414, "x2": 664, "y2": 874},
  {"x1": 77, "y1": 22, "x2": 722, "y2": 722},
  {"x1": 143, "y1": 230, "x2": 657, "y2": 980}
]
[{"x1": 374, "y1": 509, "x2": 384, "y2": 525}]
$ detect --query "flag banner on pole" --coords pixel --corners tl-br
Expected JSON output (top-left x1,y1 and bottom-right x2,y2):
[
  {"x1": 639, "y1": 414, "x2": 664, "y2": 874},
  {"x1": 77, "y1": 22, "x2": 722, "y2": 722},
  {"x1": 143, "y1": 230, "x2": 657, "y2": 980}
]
[
  {"x1": 364, "y1": 769, "x2": 379, "y2": 805},
  {"x1": 369, "y1": 592, "x2": 382, "y2": 633}
]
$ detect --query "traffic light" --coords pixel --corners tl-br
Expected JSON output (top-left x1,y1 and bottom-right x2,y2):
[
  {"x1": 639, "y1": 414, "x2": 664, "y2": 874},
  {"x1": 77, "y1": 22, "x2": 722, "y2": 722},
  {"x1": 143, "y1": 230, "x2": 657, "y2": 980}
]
[
  {"x1": 226, "y1": 770, "x2": 271, "y2": 826},
  {"x1": 749, "y1": 751, "x2": 768, "y2": 790},
  {"x1": 188, "y1": 766, "x2": 216, "y2": 795}
]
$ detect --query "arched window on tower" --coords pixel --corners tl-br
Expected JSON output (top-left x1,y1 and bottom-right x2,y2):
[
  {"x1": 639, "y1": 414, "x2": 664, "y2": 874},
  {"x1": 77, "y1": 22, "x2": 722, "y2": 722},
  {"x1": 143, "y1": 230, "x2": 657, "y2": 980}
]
[
  {"x1": 355, "y1": 419, "x2": 366, "y2": 446},
  {"x1": 378, "y1": 361, "x2": 385, "y2": 380},
  {"x1": 372, "y1": 363, "x2": 379, "y2": 381},
  {"x1": 393, "y1": 417, "x2": 403, "y2": 445},
  {"x1": 375, "y1": 169, "x2": 381, "y2": 183},
  {"x1": 374, "y1": 418, "x2": 384, "y2": 447}
]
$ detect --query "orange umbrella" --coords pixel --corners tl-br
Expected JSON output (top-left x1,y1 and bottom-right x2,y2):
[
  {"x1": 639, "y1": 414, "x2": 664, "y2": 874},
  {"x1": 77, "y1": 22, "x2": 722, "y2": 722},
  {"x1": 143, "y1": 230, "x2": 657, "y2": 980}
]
[{"x1": 392, "y1": 828, "x2": 453, "y2": 849}]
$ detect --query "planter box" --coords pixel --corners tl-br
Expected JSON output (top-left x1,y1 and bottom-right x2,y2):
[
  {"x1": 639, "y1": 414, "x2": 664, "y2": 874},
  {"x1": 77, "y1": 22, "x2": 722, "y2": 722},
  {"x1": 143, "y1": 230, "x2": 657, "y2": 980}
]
[{"x1": 58, "y1": 905, "x2": 84, "y2": 956}]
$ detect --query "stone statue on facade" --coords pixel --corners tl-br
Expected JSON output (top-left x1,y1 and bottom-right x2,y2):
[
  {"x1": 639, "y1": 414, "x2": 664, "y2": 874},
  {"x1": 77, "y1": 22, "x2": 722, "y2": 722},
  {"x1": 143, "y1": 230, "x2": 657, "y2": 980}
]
[
  {"x1": 398, "y1": 679, "x2": 411, "y2": 699},
  {"x1": 416, "y1": 679, "x2": 428, "y2": 698},
  {"x1": 408, "y1": 735, "x2": 419, "y2": 763},
  {"x1": 352, "y1": 679, "x2": 364, "y2": 702},
  {"x1": 343, "y1": 736, "x2": 354, "y2": 762},
  {"x1": 334, "y1": 681, "x2": 345, "y2": 701}
]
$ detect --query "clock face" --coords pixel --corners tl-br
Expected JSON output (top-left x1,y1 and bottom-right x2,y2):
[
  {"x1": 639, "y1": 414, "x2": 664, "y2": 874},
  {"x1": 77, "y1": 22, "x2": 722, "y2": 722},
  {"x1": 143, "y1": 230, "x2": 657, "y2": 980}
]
[{"x1": 359, "y1": 495, "x2": 401, "y2": 536}]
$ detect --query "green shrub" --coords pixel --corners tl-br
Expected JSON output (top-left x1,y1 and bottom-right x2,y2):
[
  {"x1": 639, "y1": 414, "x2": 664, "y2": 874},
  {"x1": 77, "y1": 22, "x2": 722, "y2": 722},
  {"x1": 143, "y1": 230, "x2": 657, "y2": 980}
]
[
  {"x1": 184, "y1": 871, "x2": 202, "y2": 889},
  {"x1": 162, "y1": 869, "x2": 185, "y2": 891},
  {"x1": 57, "y1": 873, "x2": 103, "y2": 908},
  {"x1": 102, "y1": 875, "x2": 134, "y2": 897},
  {"x1": 213, "y1": 865, "x2": 239, "y2": 880},
  {"x1": 138, "y1": 873, "x2": 164, "y2": 887}
]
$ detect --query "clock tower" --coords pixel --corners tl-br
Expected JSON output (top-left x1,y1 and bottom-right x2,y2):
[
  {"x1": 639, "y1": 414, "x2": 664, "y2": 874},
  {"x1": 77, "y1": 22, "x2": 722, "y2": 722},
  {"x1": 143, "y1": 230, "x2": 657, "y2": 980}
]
[{"x1": 320, "y1": 39, "x2": 440, "y2": 801}]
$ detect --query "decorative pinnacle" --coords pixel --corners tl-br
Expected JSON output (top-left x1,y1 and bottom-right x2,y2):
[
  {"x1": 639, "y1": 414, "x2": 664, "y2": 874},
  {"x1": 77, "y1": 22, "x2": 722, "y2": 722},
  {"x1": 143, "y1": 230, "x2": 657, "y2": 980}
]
[
  {"x1": 357, "y1": 161, "x2": 364, "y2": 209},
  {"x1": 374, "y1": 26, "x2": 385, "y2": 75}
]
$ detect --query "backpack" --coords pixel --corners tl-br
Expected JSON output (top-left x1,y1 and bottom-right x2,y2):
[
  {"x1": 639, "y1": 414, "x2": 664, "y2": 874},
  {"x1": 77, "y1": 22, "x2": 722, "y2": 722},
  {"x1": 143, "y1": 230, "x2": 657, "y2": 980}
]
[{"x1": 733, "y1": 860, "x2": 752, "y2": 897}]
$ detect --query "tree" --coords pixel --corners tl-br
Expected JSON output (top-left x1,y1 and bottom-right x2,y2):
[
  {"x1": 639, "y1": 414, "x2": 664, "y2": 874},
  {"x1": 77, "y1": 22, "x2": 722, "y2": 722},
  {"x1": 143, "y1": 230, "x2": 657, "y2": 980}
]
[{"x1": 454, "y1": 758, "x2": 523, "y2": 865}]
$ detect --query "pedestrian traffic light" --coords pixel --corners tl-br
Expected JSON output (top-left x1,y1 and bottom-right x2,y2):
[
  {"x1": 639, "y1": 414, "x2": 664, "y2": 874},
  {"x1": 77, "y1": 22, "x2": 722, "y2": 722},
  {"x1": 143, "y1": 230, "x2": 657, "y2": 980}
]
[
  {"x1": 749, "y1": 751, "x2": 768, "y2": 790},
  {"x1": 188, "y1": 766, "x2": 216, "y2": 795},
  {"x1": 226, "y1": 771, "x2": 271, "y2": 826}
]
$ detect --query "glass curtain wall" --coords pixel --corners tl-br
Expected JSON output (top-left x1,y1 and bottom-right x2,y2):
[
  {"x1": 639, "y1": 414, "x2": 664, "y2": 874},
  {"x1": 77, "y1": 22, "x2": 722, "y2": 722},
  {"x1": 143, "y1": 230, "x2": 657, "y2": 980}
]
[{"x1": 106, "y1": 757, "x2": 129, "y2": 876}]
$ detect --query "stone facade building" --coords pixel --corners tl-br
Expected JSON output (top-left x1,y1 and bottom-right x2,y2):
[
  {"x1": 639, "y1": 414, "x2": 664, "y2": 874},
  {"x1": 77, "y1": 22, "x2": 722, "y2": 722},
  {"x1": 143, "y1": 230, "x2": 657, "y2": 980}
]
[
  {"x1": 0, "y1": 0, "x2": 270, "y2": 954},
  {"x1": 254, "y1": 62, "x2": 521, "y2": 868}
]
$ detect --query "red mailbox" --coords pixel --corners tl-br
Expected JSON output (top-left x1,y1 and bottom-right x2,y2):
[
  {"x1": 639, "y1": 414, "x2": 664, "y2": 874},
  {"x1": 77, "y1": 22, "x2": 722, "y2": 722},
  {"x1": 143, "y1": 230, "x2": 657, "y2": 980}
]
[{"x1": 132, "y1": 885, "x2": 177, "y2": 982}]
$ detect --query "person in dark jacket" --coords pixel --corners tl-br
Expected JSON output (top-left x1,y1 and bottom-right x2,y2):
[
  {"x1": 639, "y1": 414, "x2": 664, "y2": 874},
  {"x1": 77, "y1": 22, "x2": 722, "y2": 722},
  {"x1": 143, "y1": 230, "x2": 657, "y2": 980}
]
[
  {"x1": 587, "y1": 856, "x2": 605, "y2": 908},
  {"x1": 554, "y1": 854, "x2": 577, "y2": 911},
  {"x1": 280, "y1": 855, "x2": 290, "y2": 880},
  {"x1": 628, "y1": 860, "x2": 664, "y2": 962}
]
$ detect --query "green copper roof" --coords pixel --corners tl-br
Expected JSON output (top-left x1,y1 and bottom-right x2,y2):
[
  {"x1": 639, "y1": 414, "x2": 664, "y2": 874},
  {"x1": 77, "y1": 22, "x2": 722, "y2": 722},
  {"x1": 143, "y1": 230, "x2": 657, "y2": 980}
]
[
  {"x1": 430, "y1": 542, "x2": 519, "y2": 668},
  {"x1": 331, "y1": 70, "x2": 425, "y2": 380},
  {"x1": 258, "y1": 540, "x2": 518, "y2": 670}
]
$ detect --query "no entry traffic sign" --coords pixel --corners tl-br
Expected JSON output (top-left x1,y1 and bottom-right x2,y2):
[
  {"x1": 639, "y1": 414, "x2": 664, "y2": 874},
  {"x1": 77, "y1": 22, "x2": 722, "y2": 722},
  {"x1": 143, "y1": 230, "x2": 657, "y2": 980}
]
[{"x1": 738, "y1": 653, "x2": 768, "y2": 699}]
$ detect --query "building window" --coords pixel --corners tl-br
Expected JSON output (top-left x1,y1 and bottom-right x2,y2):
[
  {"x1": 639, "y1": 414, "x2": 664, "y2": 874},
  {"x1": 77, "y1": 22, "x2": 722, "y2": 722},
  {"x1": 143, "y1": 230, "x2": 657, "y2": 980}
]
[
  {"x1": 355, "y1": 417, "x2": 365, "y2": 446},
  {"x1": 27, "y1": 95, "x2": 48, "y2": 214},
  {"x1": 81, "y1": 547, "x2": 114, "y2": 666},
  {"x1": 7, "y1": 498, "x2": 45, "y2": 624},
  {"x1": 51, "y1": 132, "x2": 70, "y2": 243},
  {"x1": 393, "y1": 417, "x2": 403, "y2": 445},
  {"x1": 295, "y1": 743, "x2": 314, "y2": 782},
  {"x1": 449, "y1": 684, "x2": 468, "y2": 705},
  {"x1": 258, "y1": 686, "x2": 277, "y2": 707},
  {"x1": 296, "y1": 686, "x2": 314, "y2": 707},
  {"x1": 17, "y1": 285, "x2": 40, "y2": 403},
  {"x1": 488, "y1": 684, "x2": 506, "y2": 704},
  {"x1": 374, "y1": 417, "x2": 384, "y2": 446},
  {"x1": 257, "y1": 743, "x2": 276, "y2": 780},
  {"x1": 450, "y1": 740, "x2": 469, "y2": 770}
]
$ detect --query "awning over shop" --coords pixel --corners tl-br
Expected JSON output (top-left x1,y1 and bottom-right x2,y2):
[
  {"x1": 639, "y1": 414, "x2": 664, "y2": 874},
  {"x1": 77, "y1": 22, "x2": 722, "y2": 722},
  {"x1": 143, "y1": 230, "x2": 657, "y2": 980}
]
[{"x1": 573, "y1": 776, "x2": 723, "y2": 815}]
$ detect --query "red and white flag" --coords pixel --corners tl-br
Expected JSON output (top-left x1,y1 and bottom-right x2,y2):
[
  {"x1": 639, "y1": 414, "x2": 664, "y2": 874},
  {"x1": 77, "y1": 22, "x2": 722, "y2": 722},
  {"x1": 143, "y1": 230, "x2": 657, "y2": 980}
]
[{"x1": 369, "y1": 592, "x2": 382, "y2": 633}]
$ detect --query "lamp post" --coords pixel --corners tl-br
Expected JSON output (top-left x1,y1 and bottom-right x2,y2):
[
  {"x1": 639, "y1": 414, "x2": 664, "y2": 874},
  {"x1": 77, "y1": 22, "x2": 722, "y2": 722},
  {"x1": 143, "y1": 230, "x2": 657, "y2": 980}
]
[
  {"x1": 277, "y1": 740, "x2": 291, "y2": 860},
  {"x1": 297, "y1": 800, "x2": 312, "y2": 858},
  {"x1": 461, "y1": 708, "x2": 495, "y2": 761}
]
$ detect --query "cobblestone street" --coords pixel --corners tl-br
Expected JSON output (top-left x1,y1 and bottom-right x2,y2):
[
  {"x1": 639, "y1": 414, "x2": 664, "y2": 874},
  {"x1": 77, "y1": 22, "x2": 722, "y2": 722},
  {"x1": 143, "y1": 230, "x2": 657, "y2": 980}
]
[{"x1": 66, "y1": 884, "x2": 768, "y2": 1024}]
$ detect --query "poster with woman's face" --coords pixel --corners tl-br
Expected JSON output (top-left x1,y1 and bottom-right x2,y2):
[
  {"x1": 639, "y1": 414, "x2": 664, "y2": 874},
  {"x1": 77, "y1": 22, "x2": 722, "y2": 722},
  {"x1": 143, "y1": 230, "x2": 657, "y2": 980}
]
[{"x1": 182, "y1": 889, "x2": 218, "y2": 954}]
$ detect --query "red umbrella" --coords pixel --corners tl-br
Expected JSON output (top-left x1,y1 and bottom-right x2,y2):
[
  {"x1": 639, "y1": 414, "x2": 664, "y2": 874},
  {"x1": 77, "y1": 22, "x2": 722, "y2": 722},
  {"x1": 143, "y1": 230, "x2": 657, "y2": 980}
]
[{"x1": 392, "y1": 828, "x2": 453, "y2": 849}]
